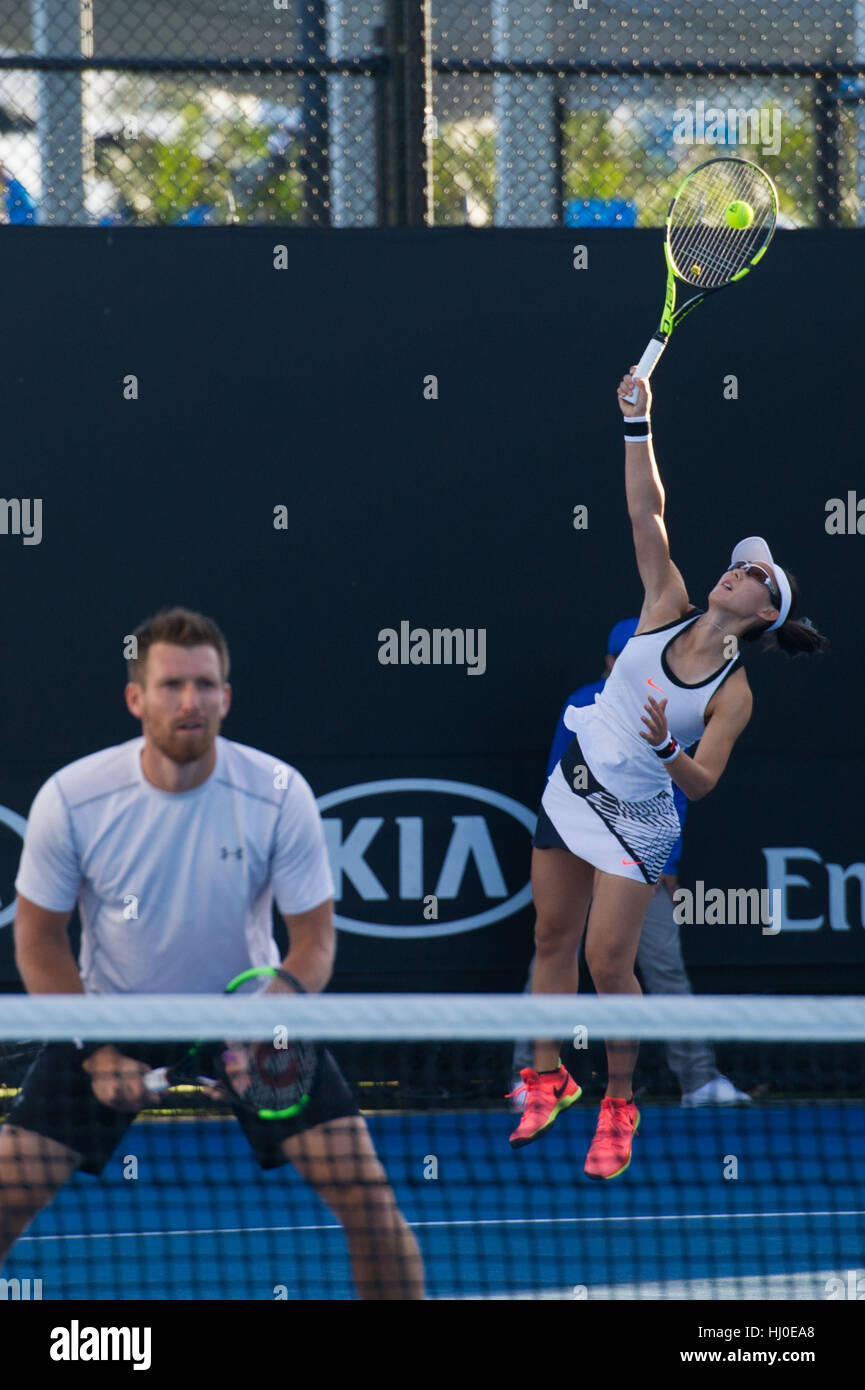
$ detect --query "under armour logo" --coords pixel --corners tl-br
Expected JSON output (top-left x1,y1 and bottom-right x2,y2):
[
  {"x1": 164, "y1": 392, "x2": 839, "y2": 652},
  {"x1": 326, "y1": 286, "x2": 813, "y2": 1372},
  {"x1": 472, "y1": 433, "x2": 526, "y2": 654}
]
[{"x1": 220, "y1": 847, "x2": 244, "y2": 860}]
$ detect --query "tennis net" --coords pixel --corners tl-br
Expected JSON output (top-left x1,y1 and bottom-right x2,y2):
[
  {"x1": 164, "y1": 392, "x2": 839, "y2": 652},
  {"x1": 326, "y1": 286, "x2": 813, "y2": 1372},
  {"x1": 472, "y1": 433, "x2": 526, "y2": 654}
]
[{"x1": 0, "y1": 993, "x2": 863, "y2": 1303}]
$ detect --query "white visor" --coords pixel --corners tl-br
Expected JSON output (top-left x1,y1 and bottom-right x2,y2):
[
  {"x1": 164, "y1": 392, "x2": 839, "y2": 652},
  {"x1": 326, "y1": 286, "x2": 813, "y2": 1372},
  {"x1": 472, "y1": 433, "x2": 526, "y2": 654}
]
[{"x1": 729, "y1": 537, "x2": 791, "y2": 631}]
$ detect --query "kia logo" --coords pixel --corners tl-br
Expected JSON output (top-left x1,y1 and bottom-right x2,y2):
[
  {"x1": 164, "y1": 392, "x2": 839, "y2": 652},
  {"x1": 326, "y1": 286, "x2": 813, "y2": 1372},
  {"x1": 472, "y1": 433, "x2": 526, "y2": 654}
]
[{"x1": 316, "y1": 778, "x2": 537, "y2": 938}]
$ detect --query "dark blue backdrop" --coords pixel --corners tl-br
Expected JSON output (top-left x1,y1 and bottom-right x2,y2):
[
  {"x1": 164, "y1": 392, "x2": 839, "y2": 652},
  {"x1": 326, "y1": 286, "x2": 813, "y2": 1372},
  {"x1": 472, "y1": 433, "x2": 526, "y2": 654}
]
[{"x1": 0, "y1": 226, "x2": 860, "y2": 993}]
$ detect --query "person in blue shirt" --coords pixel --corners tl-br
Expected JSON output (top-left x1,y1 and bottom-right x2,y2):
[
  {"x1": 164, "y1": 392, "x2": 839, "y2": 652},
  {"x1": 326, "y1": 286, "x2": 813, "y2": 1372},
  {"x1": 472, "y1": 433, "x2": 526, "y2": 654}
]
[
  {"x1": 0, "y1": 165, "x2": 37, "y2": 225},
  {"x1": 511, "y1": 617, "x2": 750, "y2": 1107}
]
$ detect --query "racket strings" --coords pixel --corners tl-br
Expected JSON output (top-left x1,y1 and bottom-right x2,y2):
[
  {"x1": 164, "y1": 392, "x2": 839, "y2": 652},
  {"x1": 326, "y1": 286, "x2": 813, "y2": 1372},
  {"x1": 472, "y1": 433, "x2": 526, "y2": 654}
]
[
  {"x1": 672, "y1": 209, "x2": 771, "y2": 284},
  {"x1": 670, "y1": 161, "x2": 775, "y2": 288},
  {"x1": 0, "y1": 1041, "x2": 40, "y2": 1064},
  {"x1": 674, "y1": 162, "x2": 771, "y2": 240},
  {"x1": 0, "y1": 1040, "x2": 42, "y2": 1084},
  {"x1": 673, "y1": 240, "x2": 753, "y2": 281},
  {"x1": 218, "y1": 968, "x2": 317, "y2": 1116},
  {"x1": 221, "y1": 1037, "x2": 317, "y2": 1112},
  {"x1": 673, "y1": 202, "x2": 766, "y2": 286}
]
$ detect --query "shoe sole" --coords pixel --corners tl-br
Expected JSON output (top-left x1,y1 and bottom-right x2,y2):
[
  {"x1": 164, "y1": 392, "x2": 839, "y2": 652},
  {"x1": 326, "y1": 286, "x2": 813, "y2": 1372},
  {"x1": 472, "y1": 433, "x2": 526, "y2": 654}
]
[
  {"x1": 584, "y1": 1109, "x2": 641, "y2": 1180},
  {"x1": 509, "y1": 1086, "x2": 582, "y2": 1149}
]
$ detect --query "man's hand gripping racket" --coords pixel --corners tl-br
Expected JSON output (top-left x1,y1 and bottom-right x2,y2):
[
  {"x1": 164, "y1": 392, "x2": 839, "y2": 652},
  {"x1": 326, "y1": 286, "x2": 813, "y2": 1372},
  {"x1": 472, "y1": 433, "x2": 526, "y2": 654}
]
[{"x1": 143, "y1": 966, "x2": 318, "y2": 1121}]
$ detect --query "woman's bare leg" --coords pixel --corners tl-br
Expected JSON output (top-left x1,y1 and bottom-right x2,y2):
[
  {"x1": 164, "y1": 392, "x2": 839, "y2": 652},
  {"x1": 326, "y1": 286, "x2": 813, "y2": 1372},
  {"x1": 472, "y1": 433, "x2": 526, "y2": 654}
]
[
  {"x1": 584, "y1": 870, "x2": 656, "y2": 1095},
  {"x1": 530, "y1": 847, "x2": 595, "y2": 1071}
]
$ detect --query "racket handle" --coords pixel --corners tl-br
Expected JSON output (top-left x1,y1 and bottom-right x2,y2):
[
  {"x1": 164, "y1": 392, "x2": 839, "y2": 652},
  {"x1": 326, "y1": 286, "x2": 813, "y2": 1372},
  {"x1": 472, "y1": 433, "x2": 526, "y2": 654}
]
[
  {"x1": 143, "y1": 1066, "x2": 170, "y2": 1094},
  {"x1": 623, "y1": 335, "x2": 667, "y2": 404}
]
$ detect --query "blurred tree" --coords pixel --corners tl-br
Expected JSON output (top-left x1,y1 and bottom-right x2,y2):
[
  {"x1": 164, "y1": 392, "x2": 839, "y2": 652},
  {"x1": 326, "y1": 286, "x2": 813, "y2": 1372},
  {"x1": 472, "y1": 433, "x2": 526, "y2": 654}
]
[
  {"x1": 91, "y1": 80, "x2": 858, "y2": 227},
  {"x1": 95, "y1": 95, "x2": 306, "y2": 224}
]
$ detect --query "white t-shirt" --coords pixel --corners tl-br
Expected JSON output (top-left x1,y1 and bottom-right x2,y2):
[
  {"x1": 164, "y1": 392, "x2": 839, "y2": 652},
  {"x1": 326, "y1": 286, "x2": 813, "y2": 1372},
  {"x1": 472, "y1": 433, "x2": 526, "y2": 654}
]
[{"x1": 14, "y1": 736, "x2": 335, "y2": 994}]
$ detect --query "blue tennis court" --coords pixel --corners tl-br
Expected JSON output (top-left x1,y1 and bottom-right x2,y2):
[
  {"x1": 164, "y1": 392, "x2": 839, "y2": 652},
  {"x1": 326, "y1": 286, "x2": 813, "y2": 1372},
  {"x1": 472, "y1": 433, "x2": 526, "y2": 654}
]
[{"x1": 6, "y1": 1102, "x2": 864, "y2": 1300}]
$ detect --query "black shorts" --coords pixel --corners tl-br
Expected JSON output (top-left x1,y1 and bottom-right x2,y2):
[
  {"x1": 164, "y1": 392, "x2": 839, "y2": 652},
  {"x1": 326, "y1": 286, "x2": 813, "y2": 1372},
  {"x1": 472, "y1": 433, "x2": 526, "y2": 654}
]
[
  {"x1": 5, "y1": 1041, "x2": 360, "y2": 1175},
  {"x1": 533, "y1": 801, "x2": 570, "y2": 851}
]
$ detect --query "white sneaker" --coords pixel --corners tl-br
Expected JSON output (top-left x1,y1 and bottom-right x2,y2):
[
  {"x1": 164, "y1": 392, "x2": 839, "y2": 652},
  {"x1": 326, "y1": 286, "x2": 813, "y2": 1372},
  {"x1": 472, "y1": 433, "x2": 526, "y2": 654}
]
[{"x1": 681, "y1": 1075, "x2": 751, "y2": 1108}]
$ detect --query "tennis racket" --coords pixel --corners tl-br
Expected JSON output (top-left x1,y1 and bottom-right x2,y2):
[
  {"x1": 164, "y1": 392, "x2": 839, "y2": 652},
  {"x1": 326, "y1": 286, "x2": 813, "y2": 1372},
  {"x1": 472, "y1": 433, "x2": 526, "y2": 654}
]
[
  {"x1": 623, "y1": 156, "x2": 778, "y2": 403},
  {"x1": 0, "y1": 1039, "x2": 42, "y2": 1089},
  {"x1": 143, "y1": 966, "x2": 318, "y2": 1121}
]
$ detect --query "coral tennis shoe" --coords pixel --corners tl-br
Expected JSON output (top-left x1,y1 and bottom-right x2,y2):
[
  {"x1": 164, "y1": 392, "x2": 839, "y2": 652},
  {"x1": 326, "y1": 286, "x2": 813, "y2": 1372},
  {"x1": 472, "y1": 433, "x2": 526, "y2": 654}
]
[
  {"x1": 584, "y1": 1097, "x2": 640, "y2": 1179},
  {"x1": 507, "y1": 1065, "x2": 582, "y2": 1148}
]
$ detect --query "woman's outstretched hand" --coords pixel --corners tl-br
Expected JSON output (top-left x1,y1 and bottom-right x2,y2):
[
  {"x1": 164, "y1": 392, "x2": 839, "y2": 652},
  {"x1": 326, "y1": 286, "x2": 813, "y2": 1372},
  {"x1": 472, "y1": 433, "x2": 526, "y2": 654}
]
[
  {"x1": 639, "y1": 695, "x2": 669, "y2": 746},
  {"x1": 618, "y1": 366, "x2": 651, "y2": 418}
]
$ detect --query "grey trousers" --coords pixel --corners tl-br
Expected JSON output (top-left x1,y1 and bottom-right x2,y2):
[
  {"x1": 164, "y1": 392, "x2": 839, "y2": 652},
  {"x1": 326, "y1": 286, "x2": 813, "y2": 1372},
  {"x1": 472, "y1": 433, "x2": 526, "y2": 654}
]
[{"x1": 513, "y1": 883, "x2": 719, "y2": 1095}]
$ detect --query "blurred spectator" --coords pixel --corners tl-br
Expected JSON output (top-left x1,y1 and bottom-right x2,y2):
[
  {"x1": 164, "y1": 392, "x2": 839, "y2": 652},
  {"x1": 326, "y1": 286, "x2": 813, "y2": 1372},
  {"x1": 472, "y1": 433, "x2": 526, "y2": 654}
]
[{"x1": 0, "y1": 165, "x2": 37, "y2": 224}]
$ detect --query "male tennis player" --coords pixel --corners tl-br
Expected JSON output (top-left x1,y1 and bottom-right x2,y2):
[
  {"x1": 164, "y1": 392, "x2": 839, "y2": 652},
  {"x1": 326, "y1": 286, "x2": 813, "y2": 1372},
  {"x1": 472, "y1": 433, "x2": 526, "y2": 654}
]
[
  {"x1": 510, "y1": 370, "x2": 828, "y2": 1179},
  {"x1": 0, "y1": 607, "x2": 425, "y2": 1299}
]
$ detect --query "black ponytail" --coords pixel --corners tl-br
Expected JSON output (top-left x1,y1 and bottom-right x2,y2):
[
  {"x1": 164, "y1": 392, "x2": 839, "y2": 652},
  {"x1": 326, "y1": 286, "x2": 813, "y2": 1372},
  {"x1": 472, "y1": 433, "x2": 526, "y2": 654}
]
[{"x1": 740, "y1": 570, "x2": 830, "y2": 656}]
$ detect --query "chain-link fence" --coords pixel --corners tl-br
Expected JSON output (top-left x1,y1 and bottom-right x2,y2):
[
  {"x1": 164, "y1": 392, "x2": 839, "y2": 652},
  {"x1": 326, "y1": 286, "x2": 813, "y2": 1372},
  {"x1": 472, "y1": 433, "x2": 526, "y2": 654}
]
[{"x1": 1, "y1": 1, "x2": 863, "y2": 227}]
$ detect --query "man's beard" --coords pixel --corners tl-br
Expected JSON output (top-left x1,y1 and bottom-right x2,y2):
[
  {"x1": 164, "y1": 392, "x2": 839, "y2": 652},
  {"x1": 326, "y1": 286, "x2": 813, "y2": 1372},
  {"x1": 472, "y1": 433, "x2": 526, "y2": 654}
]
[{"x1": 154, "y1": 725, "x2": 214, "y2": 764}]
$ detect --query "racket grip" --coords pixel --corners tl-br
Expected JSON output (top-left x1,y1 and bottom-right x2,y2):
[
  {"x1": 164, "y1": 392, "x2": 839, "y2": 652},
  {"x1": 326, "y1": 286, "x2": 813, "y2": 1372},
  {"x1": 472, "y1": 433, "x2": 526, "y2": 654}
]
[
  {"x1": 623, "y1": 335, "x2": 667, "y2": 403},
  {"x1": 143, "y1": 1066, "x2": 170, "y2": 1094}
]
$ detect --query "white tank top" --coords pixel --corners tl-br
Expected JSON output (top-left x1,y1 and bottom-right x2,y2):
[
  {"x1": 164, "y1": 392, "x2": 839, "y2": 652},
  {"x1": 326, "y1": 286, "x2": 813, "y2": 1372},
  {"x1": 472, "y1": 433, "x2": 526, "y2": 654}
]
[{"x1": 562, "y1": 609, "x2": 741, "y2": 801}]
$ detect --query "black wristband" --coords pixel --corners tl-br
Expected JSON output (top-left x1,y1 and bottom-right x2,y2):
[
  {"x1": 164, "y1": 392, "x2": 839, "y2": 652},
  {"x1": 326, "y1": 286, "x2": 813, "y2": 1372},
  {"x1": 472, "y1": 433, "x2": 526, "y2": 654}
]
[
  {"x1": 273, "y1": 968, "x2": 307, "y2": 994},
  {"x1": 624, "y1": 416, "x2": 651, "y2": 441},
  {"x1": 653, "y1": 736, "x2": 679, "y2": 761}
]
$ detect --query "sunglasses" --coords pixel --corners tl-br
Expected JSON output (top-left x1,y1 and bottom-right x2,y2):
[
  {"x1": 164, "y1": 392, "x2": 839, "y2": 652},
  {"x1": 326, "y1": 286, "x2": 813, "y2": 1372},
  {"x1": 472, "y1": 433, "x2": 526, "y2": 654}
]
[{"x1": 727, "y1": 561, "x2": 780, "y2": 609}]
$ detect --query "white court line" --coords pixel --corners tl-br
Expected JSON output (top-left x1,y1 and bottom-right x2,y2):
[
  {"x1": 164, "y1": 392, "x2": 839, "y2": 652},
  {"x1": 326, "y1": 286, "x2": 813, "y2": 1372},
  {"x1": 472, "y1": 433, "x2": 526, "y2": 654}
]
[
  {"x1": 16, "y1": 1207, "x2": 865, "y2": 1245},
  {"x1": 448, "y1": 1271, "x2": 845, "y2": 1301}
]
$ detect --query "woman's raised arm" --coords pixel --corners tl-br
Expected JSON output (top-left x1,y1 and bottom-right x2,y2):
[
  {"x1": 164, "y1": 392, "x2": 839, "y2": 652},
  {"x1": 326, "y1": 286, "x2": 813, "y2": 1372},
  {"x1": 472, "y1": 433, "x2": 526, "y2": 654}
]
[{"x1": 617, "y1": 367, "x2": 689, "y2": 619}]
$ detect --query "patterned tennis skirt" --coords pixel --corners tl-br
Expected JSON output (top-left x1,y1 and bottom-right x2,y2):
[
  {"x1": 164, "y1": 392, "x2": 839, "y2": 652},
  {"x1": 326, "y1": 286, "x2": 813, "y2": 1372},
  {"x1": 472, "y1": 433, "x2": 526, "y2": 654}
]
[{"x1": 537, "y1": 733, "x2": 681, "y2": 886}]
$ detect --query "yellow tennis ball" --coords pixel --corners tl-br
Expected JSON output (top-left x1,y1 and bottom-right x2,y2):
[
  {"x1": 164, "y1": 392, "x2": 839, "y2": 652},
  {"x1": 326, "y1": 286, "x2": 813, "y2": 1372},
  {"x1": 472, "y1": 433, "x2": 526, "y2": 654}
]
[{"x1": 725, "y1": 200, "x2": 754, "y2": 229}]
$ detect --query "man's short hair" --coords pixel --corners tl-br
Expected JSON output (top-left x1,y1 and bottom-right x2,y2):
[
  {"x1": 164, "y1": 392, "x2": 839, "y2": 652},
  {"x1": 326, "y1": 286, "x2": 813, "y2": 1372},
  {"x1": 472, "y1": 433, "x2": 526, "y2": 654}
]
[{"x1": 127, "y1": 607, "x2": 230, "y2": 686}]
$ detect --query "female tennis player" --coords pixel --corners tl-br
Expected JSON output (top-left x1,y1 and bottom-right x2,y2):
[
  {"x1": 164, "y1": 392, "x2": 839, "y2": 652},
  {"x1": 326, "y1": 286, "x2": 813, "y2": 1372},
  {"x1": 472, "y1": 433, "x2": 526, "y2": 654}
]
[{"x1": 508, "y1": 368, "x2": 828, "y2": 1178}]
